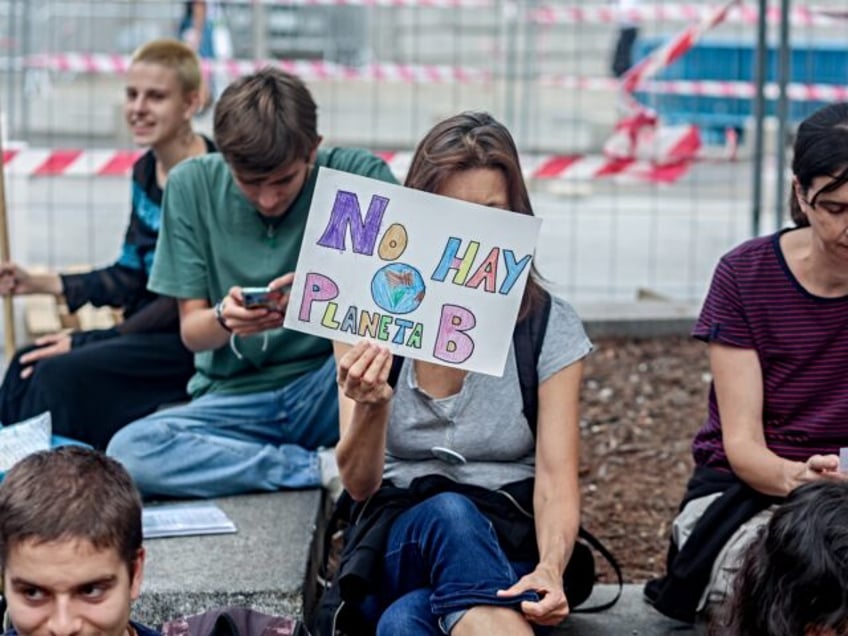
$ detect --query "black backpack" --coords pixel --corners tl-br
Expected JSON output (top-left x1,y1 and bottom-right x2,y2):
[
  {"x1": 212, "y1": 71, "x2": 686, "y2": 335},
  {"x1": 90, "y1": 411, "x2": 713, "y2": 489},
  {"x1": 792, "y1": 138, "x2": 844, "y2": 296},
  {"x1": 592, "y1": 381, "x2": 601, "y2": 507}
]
[
  {"x1": 312, "y1": 291, "x2": 621, "y2": 634},
  {"x1": 162, "y1": 607, "x2": 310, "y2": 636}
]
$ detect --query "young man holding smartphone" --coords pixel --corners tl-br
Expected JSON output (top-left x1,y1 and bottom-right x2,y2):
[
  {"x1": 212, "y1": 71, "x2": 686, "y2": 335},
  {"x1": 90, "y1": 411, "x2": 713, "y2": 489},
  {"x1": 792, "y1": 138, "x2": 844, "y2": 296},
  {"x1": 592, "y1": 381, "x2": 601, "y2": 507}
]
[{"x1": 106, "y1": 68, "x2": 396, "y2": 499}]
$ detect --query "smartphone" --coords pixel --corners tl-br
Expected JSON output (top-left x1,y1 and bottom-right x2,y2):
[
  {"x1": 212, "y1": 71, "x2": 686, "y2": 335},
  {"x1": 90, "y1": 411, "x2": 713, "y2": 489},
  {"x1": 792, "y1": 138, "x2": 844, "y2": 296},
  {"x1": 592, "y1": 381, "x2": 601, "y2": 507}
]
[{"x1": 242, "y1": 285, "x2": 291, "y2": 310}]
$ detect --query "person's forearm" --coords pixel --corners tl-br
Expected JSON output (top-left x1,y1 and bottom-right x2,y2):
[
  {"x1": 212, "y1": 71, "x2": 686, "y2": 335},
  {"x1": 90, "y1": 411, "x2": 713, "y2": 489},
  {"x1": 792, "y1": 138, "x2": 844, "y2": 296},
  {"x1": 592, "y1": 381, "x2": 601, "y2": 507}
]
[
  {"x1": 31, "y1": 272, "x2": 63, "y2": 296},
  {"x1": 180, "y1": 305, "x2": 231, "y2": 352},
  {"x1": 336, "y1": 401, "x2": 390, "y2": 500},
  {"x1": 534, "y1": 477, "x2": 580, "y2": 576},
  {"x1": 726, "y1": 438, "x2": 806, "y2": 497}
]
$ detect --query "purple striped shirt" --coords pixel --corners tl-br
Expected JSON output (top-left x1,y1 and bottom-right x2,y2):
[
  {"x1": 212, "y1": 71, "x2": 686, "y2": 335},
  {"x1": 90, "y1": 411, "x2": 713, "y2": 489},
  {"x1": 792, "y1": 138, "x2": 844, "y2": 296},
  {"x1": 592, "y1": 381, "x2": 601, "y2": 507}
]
[{"x1": 691, "y1": 230, "x2": 848, "y2": 470}]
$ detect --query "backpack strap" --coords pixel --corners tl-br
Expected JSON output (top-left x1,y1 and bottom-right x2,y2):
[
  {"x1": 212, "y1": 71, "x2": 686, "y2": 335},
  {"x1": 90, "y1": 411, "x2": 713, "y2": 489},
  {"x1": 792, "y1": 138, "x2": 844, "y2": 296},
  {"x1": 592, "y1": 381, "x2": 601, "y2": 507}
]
[
  {"x1": 572, "y1": 527, "x2": 624, "y2": 613},
  {"x1": 513, "y1": 290, "x2": 551, "y2": 436},
  {"x1": 387, "y1": 353, "x2": 404, "y2": 390}
]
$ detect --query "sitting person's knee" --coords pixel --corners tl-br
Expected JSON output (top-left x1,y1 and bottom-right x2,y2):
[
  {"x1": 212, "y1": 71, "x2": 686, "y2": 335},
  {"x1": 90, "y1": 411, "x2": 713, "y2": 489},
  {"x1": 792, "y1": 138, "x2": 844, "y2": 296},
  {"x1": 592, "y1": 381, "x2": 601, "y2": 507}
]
[
  {"x1": 377, "y1": 590, "x2": 434, "y2": 636},
  {"x1": 422, "y1": 492, "x2": 482, "y2": 527},
  {"x1": 106, "y1": 424, "x2": 162, "y2": 489}
]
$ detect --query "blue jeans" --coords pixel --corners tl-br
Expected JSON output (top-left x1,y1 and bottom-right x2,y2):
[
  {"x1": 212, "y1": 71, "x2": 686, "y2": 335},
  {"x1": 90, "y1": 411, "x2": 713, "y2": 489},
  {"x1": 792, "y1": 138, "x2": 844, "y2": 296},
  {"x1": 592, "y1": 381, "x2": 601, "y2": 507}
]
[
  {"x1": 368, "y1": 492, "x2": 540, "y2": 635},
  {"x1": 106, "y1": 356, "x2": 338, "y2": 498}
]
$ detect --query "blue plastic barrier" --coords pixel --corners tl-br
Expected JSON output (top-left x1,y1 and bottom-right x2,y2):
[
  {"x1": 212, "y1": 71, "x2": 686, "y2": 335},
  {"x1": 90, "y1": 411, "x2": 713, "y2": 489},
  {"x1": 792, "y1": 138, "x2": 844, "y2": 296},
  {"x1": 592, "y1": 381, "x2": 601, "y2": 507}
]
[{"x1": 632, "y1": 38, "x2": 848, "y2": 143}]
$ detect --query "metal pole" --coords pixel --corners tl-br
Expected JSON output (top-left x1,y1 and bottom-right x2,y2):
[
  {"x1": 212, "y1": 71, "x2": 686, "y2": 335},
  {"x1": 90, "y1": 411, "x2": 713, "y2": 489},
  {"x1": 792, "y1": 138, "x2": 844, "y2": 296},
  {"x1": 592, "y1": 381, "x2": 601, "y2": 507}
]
[
  {"x1": 518, "y1": 0, "x2": 538, "y2": 149},
  {"x1": 0, "y1": 112, "x2": 17, "y2": 360},
  {"x1": 4, "y1": 0, "x2": 18, "y2": 138},
  {"x1": 20, "y1": 0, "x2": 30, "y2": 139},
  {"x1": 774, "y1": 0, "x2": 791, "y2": 231},
  {"x1": 750, "y1": 0, "x2": 768, "y2": 236},
  {"x1": 502, "y1": 0, "x2": 519, "y2": 130},
  {"x1": 251, "y1": 0, "x2": 268, "y2": 62}
]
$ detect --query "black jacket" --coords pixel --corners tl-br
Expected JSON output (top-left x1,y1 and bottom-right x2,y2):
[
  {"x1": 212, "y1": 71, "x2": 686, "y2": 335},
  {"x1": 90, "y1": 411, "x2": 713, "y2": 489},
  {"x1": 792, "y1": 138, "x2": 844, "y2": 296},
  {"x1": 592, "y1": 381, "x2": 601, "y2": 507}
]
[
  {"x1": 647, "y1": 466, "x2": 780, "y2": 623},
  {"x1": 337, "y1": 474, "x2": 538, "y2": 602}
]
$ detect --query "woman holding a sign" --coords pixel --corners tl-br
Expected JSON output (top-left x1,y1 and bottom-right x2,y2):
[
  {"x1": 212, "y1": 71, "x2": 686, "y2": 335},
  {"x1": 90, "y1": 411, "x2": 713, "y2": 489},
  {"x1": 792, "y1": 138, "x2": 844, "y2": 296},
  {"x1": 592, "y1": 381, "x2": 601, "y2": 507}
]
[{"x1": 328, "y1": 112, "x2": 592, "y2": 635}]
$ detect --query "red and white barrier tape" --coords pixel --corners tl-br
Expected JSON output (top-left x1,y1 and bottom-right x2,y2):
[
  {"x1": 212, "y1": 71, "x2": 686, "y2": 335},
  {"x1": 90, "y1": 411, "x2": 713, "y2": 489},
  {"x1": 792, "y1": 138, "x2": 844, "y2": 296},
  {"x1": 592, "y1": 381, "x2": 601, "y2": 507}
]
[
  {"x1": 543, "y1": 75, "x2": 848, "y2": 102},
  {"x1": 531, "y1": 3, "x2": 845, "y2": 26},
  {"x1": 620, "y1": 0, "x2": 740, "y2": 95},
  {"x1": 593, "y1": 0, "x2": 739, "y2": 181},
  {"x1": 23, "y1": 54, "x2": 847, "y2": 103},
  {"x1": 1, "y1": 148, "x2": 693, "y2": 184},
  {"x1": 24, "y1": 53, "x2": 491, "y2": 84},
  {"x1": 208, "y1": 0, "x2": 492, "y2": 6}
]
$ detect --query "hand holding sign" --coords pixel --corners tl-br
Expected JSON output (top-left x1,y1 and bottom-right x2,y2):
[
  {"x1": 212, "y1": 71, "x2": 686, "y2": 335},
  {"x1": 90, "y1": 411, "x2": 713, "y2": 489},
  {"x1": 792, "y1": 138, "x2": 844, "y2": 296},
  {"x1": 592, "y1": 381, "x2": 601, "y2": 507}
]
[{"x1": 336, "y1": 341, "x2": 394, "y2": 406}]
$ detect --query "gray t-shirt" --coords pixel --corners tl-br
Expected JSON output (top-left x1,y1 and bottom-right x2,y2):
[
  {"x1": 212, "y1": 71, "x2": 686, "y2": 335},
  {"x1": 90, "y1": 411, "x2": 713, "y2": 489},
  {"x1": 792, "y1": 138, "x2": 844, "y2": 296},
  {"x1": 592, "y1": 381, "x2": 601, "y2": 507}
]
[{"x1": 383, "y1": 296, "x2": 592, "y2": 490}]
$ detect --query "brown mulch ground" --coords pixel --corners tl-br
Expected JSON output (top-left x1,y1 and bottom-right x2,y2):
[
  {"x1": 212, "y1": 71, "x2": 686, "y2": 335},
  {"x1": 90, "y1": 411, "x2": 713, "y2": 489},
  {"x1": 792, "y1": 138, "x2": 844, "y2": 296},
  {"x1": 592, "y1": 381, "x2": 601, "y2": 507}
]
[{"x1": 578, "y1": 336, "x2": 712, "y2": 584}]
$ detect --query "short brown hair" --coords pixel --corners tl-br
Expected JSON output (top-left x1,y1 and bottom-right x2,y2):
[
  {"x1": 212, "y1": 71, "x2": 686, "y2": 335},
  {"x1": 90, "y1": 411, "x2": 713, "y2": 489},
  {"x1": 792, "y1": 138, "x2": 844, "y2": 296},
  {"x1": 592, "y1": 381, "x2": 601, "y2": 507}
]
[
  {"x1": 0, "y1": 446, "x2": 142, "y2": 574},
  {"x1": 213, "y1": 67, "x2": 319, "y2": 175},
  {"x1": 405, "y1": 111, "x2": 546, "y2": 318},
  {"x1": 131, "y1": 38, "x2": 202, "y2": 95}
]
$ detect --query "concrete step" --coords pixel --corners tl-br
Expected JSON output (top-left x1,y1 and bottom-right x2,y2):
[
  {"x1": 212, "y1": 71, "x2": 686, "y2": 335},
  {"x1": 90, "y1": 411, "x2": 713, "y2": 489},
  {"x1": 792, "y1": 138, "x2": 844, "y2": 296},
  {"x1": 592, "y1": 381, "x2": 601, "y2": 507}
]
[
  {"x1": 136, "y1": 491, "x2": 323, "y2": 627},
  {"x1": 136, "y1": 490, "x2": 701, "y2": 635},
  {"x1": 554, "y1": 585, "x2": 700, "y2": 635}
]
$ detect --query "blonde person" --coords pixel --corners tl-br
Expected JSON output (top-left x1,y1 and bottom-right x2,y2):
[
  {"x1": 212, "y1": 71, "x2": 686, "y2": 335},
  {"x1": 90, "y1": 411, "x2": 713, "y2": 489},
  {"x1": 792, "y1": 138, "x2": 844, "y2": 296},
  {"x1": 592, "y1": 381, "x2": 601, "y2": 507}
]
[
  {"x1": 0, "y1": 39, "x2": 214, "y2": 449},
  {"x1": 329, "y1": 112, "x2": 591, "y2": 635}
]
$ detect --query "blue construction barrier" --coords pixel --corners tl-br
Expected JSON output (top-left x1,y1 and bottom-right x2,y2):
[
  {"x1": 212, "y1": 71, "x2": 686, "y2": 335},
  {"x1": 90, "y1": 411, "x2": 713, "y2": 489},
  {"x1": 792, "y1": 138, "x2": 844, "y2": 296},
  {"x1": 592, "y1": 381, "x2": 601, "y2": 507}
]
[{"x1": 633, "y1": 37, "x2": 848, "y2": 143}]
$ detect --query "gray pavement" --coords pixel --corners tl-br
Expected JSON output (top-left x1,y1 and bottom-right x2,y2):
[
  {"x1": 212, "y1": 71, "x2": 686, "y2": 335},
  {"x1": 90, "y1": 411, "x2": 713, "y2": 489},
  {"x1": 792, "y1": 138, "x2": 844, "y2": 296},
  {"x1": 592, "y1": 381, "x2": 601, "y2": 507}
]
[
  {"x1": 137, "y1": 491, "x2": 322, "y2": 627},
  {"x1": 554, "y1": 586, "x2": 700, "y2": 636}
]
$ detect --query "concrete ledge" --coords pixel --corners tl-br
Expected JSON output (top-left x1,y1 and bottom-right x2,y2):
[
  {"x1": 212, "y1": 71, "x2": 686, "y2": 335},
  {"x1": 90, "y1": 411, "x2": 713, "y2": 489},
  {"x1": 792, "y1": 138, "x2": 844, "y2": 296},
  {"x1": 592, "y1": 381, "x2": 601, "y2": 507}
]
[
  {"x1": 576, "y1": 300, "x2": 699, "y2": 339},
  {"x1": 135, "y1": 491, "x2": 322, "y2": 627},
  {"x1": 553, "y1": 585, "x2": 701, "y2": 635}
]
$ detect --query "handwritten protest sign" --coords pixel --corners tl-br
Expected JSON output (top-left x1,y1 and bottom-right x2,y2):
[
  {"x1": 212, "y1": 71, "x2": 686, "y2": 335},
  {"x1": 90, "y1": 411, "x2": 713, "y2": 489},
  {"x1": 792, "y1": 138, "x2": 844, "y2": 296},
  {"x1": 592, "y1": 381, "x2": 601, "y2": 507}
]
[{"x1": 284, "y1": 168, "x2": 542, "y2": 376}]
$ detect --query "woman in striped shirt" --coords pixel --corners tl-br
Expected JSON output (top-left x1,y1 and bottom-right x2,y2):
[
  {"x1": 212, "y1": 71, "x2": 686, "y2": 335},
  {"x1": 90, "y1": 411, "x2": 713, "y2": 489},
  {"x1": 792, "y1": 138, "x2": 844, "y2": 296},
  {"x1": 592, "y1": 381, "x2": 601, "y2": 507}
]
[{"x1": 646, "y1": 102, "x2": 848, "y2": 630}]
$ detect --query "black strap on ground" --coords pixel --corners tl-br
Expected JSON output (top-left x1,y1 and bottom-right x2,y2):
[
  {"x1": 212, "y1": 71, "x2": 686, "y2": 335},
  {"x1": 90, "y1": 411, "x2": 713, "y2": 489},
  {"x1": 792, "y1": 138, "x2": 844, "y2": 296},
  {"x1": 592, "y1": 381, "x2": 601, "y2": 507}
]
[{"x1": 572, "y1": 526, "x2": 624, "y2": 613}]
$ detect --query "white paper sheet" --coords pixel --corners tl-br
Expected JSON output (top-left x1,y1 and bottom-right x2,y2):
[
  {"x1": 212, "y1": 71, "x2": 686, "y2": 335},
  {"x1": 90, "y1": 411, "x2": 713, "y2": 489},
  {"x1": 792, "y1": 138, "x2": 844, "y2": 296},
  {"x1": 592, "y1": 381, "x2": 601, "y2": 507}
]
[
  {"x1": 142, "y1": 501, "x2": 237, "y2": 539},
  {"x1": 0, "y1": 411, "x2": 52, "y2": 472}
]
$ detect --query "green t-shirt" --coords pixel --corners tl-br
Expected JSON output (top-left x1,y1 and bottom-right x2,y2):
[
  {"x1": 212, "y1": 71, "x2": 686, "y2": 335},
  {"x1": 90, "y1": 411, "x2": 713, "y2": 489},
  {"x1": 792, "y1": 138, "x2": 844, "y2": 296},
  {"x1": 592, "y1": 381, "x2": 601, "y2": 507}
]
[{"x1": 149, "y1": 148, "x2": 397, "y2": 397}]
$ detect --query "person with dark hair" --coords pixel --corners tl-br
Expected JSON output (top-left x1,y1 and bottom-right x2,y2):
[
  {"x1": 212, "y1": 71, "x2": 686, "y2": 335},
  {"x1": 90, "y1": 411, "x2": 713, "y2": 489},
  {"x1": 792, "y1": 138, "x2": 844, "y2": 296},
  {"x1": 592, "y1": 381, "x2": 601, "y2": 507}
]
[
  {"x1": 0, "y1": 38, "x2": 214, "y2": 449},
  {"x1": 610, "y1": 0, "x2": 640, "y2": 78},
  {"x1": 106, "y1": 67, "x2": 397, "y2": 499},
  {"x1": 329, "y1": 112, "x2": 591, "y2": 634},
  {"x1": 716, "y1": 480, "x2": 848, "y2": 636},
  {"x1": 178, "y1": 0, "x2": 232, "y2": 109},
  {"x1": 645, "y1": 102, "x2": 848, "y2": 624},
  {"x1": 0, "y1": 446, "x2": 158, "y2": 636}
]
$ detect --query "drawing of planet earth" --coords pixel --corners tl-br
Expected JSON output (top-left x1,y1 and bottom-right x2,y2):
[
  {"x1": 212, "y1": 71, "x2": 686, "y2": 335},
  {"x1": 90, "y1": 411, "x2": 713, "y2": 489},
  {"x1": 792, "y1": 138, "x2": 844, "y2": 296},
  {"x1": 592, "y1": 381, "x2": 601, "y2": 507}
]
[{"x1": 371, "y1": 263, "x2": 426, "y2": 314}]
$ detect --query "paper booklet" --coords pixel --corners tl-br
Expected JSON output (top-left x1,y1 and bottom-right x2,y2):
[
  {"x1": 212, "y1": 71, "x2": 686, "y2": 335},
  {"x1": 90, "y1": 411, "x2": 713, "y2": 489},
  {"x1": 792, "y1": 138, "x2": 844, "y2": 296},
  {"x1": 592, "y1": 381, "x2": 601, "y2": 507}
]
[
  {"x1": 142, "y1": 501, "x2": 237, "y2": 539},
  {"x1": 0, "y1": 411, "x2": 52, "y2": 474}
]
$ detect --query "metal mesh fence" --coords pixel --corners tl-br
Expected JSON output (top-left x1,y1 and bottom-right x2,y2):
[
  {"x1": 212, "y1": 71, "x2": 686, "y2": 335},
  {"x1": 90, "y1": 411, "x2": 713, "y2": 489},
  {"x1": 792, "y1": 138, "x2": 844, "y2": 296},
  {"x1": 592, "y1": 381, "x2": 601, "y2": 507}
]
[{"x1": 2, "y1": 0, "x2": 847, "y2": 310}]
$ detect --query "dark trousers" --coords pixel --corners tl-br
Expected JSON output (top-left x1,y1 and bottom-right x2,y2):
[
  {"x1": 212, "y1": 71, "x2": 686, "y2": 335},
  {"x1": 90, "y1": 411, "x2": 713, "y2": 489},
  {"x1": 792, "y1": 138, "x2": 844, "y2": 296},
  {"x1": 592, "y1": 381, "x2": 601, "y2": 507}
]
[
  {"x1": 611, "y1": 26, "x2": 639, "y2": 77},
  {"x1": 0, "y1": 331, "x2": 193, "y2": 449}
]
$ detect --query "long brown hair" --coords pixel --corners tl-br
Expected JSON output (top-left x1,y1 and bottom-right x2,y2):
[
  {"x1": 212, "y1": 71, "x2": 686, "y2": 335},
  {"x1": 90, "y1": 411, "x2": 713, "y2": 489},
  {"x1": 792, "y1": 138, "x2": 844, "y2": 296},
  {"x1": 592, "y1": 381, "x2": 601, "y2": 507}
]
[{"x1": 405, "y1": 111, "x2": 546, "y2": 319}]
